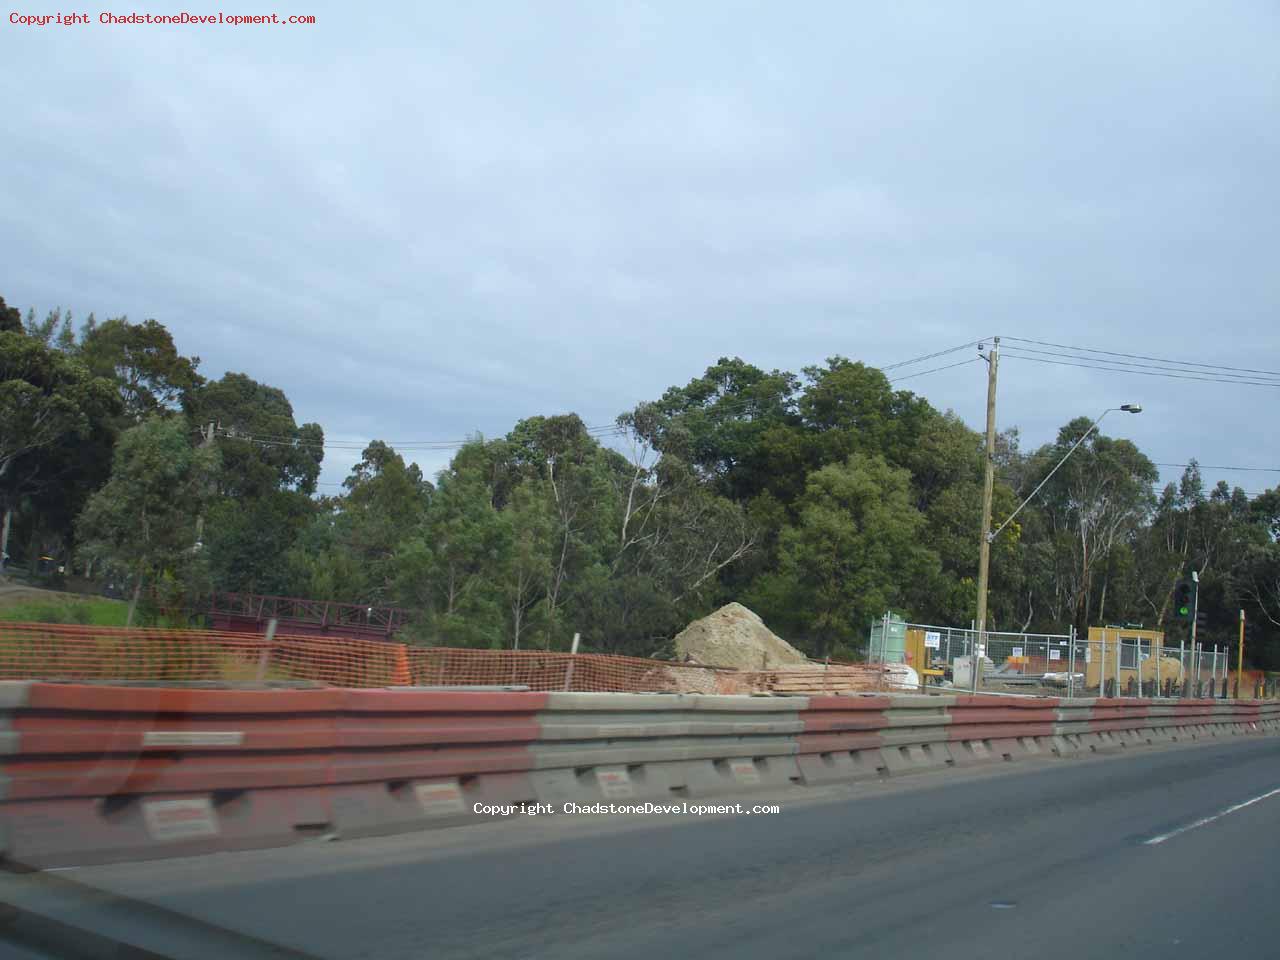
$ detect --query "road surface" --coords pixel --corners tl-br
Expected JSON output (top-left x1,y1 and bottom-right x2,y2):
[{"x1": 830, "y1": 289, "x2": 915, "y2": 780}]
[{"x1": 5, "y1": 736, "x2": 1279, "y2": 959}]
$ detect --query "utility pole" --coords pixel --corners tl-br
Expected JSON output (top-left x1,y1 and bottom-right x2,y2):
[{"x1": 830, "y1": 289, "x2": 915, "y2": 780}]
[
  {"x1": 1189, "y1": 570, "x2": 1200, "y2": 697},
  {"x1": 1237, "y1": 609, "x2": 1245, "y2": 699},
  {"x1": 0, "y1": 506, "x2": 11, "y2": 576},
  {"x1": 973, "y1": 337, "x2": 1000, "y2": 693},
  {"x1": 194, "y1": 421, "x2": 215, "y2": 548}
]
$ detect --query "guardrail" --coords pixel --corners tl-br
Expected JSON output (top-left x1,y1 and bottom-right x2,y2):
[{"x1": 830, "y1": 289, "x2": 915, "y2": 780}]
[{"x1": 2, "y1": 683, "x2": 1277, "y2": 868}]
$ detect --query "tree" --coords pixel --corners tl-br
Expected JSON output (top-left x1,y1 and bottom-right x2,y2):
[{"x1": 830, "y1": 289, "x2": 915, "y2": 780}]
[
  {"x1": 497, "y1": 481, "x2": 555, "y2": 649},
  {"x1": 798, "y1": 357, "x2": 931, "y2": 472},
  {"x1": 203, "y1": 490, "x2": 317, "y2": 595},
  {"x1": 0, "y1": 296, "x2": 21, "y2": 334},
  {"x1": 625, "y1": 357, "x2": 803, "y2": 504},
  {"x1": 280, "y1": 445, "x2": 432, "y2": 607},
  {"x1": 0, "y1": 329, "x2": 118, "y2": 563},
  {"x1": 393, "y1": 472, "x2": 509, "y2": 647},
  {"x1": 79, "y1": 317, "x2": 202, "y2": 422},
  {"x1": 1016, "y1": 418, "x2": 1157, "y2": 636},
  {"x1": 186, "y1": 372, "x2": 323, "y2": 498},
  {"x1": 749, "y1": 453, "x2": 940, "y2": 658},
  {"x1": 77, "y1": 418, "x2": 220, "y2": 625}
]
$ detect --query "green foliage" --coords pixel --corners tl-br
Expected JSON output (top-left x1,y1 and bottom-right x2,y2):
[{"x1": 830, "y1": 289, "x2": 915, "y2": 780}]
[
  {"x1": 0, "y1": 330, "x2": 116, "y2": 496},
  {"x1": 78, "y1": 317, "x2": 202, "y2": 422},
  {"x1": 202, "y1": 491, "x2": 315, "y2": 595},
  {"x1": 186, "y1": 372, "x2": 323, "y2": 497},
  {"x1": 0, "y1": 296, "x2": 22, "y2": 334},
  {"x1": 76, "y1": 417, "x2": 220, "y2": 624},
  {"x1": 5, "y1": 291, "x2": 1280, "y2": 669},
  {"x1": 748, "y1": 453, "x2": 940, "y2": 658}
]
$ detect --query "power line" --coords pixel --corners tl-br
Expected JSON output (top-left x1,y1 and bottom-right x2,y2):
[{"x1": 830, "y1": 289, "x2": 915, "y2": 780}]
[
  {"x1": 887, "y1": 357, "x2": 981, "y2": 383},
  {"x1": 1000, "y1": 343, "x2": 1280, "y2": 382},
  {"x1": 1000, "y1": 350, "x2": 1280, "y2": 388},
  {"x1": 217, "y1": 338, "x2": 994, "y2": 459},
  {"x1": 1155, "y1": 462, "x2": 1280, "y2": 474},
  {"x1": 1001, "y1": 335, "x2": 1280, "y2": 380},
  {"x1": 216, "y1": 423, "x2": 627, "y2": 454},
  {"x1": 223, "y1": 349, "x2": 981, "y2": 459},
  {"x1": 879, "y1": 337, "x2": 991, "y2": 372}
]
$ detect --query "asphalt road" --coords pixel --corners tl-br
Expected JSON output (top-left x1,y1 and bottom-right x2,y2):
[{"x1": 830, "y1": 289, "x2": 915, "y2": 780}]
[{"x1": 8, "y1": 736, "x2": 1280, "y2": 960}]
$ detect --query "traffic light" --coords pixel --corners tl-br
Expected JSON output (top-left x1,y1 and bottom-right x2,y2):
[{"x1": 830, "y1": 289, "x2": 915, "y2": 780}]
[
  {"x1": 1173, "y1": 580, "x2": 1193, "y2": 620},
  {"x1": 1195, "y1": 608, "x2": 1208, "y2": 634}
]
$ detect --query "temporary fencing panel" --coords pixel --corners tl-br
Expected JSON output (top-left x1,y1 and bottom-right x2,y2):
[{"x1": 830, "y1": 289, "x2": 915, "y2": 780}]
[{"x1": 0, "y1": 622, "x2": 739, "y2": 694}]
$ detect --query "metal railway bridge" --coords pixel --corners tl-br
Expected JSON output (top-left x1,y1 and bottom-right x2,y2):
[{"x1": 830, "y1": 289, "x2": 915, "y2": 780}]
[{"x1": 207, "y1": 592, "x2": 408, "y2": 641}]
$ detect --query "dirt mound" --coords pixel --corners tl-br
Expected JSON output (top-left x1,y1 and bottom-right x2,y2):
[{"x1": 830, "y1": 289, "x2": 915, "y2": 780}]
[{"x1": 673, "y1": 603, "x2": 809, "y2": 670}]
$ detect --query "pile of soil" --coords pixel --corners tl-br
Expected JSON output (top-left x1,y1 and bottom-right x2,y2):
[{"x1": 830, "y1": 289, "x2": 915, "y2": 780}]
[{"x1": 673, "y1": 603, "x2": 809, "y2": 670}]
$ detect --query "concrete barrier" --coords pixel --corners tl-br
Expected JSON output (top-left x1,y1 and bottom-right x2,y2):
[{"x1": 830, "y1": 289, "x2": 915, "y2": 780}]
[
  {"x1": 324, "y1": 688, "x2": 548, "y2": 838},
  {"x1": 794, "y1": 695, "x2": 893, "y2": 784},
  {"x1": 0, "y1": 683, "x2": 550, "y2": 865},
  {"x1": 2, "y1": 682, "x2": 1276, "y2": 867},
  {"x1": 0, "y1": 682, "x2": 342, "y2": 867},
  {"x1": 529, "y1": 693, "x2": 806, "y2": 802},
  {"x1": 946, "y1": 696, "x2": 1059, "y2": 763}
]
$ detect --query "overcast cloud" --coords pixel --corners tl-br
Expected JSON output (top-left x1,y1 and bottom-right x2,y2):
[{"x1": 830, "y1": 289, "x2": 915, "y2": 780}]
[{"x1": 3, "y1": 2, "x2": 1277, "y2": 492}]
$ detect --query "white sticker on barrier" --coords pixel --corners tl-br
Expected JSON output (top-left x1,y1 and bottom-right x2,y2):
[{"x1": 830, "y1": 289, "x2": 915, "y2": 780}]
[
  {"x1": 924, "y1": 631, "x2": 941, "y2": 649},
  {"x1": 1049, "y1": 650, "x2": 1061, "y2": 661},
  {"x1": 728, "y1": 760, "x2": 761, "y2": 785},
  {"x1": 595, "y1": 767, "x2": 635, "y2": 799},
  {"x1": 143, "y1": 731, "x2": 244, "y2": 747},
  {"x1": 415, "y1": 780, "x2": 466, "y2": 815},
  {"x1": 142, "y1": 798, "x2": 220, "y2": 842},
  {"x1": 1012, "y1": 647, "x2": 1024, "y2": 657}
]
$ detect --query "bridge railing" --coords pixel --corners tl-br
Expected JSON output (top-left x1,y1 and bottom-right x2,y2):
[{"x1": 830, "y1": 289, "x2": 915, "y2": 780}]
[{"x1": 209, "y1": 592, "x2": 409, "y2": 633}]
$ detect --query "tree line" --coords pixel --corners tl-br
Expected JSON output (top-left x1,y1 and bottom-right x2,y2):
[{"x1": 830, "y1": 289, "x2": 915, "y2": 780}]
[{"x1": 2, "y1": 295, "x2": 1277, "y2": 666}]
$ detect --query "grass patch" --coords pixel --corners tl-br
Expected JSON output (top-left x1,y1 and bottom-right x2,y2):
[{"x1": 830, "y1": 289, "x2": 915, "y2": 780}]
[{"x1": 0, "y1": 597, "x2": 130, "y2": 627}]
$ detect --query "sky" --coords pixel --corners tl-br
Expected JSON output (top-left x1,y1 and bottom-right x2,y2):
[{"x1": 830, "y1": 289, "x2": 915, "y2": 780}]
[{"x1": 3, "y1": 2, "x2": 1278, "y2": 495}]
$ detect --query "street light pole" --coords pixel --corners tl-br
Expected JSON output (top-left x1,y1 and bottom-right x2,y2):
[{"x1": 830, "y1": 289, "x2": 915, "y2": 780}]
[{"x1": 977, "y1": 402, "x2": 1142, "y2": 688}]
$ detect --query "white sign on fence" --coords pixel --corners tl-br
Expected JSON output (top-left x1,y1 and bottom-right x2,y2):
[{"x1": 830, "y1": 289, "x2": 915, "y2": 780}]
[
  {"x1": 1049, "y1": 649, "x2": 1061, "y2": 661},
  {"x1": 143, "y1": 798, "x2": 219, "y2": 842},
  {"x1": 924, "y1": 631, "x2": 941, "y2": 649},
  {"x1": 415, "y1": 780, "x2": 466, "y2": 816},
  {"x1": 1012, "y1": 647, "x2": 1023, "y2": 657}
]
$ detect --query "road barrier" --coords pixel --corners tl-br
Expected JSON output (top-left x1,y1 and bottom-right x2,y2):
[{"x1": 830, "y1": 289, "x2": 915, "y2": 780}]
[
  {"x1": 529, "y1": 693, "x2": 805, "y2": 803},
  {"x1": 2, "y1": 683, "x2": 1278, "y2": 868}
]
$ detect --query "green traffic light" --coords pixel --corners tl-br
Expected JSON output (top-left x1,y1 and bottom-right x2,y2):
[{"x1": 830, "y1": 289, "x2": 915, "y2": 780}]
[{"x1": 1178, "y1": 606, "x2": 1189, "y2": 616}]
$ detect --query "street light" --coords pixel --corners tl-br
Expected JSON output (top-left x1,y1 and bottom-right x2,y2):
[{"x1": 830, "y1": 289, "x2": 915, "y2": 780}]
[
  {"x1": 987, "y1": 404, "x2": 1143, "y2": 545},
  {"x1": 970, "y1": 402, "x2": 1141, "y2": 693}
]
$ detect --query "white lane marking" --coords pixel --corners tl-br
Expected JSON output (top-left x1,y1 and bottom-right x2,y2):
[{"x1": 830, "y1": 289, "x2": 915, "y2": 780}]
[{"x1": 1143, "y1": 786, "x2": 1280, "y2": 845}]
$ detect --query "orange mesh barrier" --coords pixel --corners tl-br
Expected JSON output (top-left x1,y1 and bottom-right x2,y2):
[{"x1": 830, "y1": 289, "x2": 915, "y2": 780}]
[{"x1": 0, "y1": 622, "x2": 755, "y2": 693}]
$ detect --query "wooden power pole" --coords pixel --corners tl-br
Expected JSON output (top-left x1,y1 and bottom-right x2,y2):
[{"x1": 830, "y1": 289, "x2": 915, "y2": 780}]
[
  {"x1": 973, "y1": 337, "x2": 1000, "y2": 692},
  {"x1": 1237, "y1": 609, "x2": 1245, "y2": 698}
]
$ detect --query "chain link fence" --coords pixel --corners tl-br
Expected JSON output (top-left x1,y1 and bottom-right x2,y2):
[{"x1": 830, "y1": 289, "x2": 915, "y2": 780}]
[{"x1": 868, "y1": 614, "x2": 1270, "y2": 698}]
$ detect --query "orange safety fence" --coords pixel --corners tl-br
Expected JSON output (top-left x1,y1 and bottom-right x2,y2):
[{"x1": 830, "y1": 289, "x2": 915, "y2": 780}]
[{"x1": 0, "y1": 622, "x2": 748, "y2": 693}]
